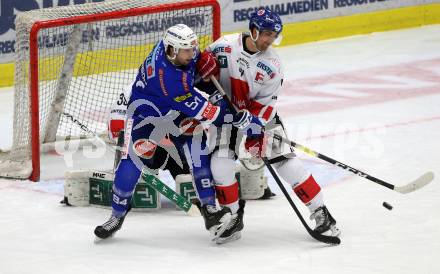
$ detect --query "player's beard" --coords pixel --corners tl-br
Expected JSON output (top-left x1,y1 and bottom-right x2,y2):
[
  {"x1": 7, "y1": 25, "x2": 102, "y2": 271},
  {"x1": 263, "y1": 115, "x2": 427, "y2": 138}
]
[
  {"x1": 174, "y1": 56, "x2": 192, "y2": 66},
  {"x1": 256, "y1": 40, "x2": 271, "y2": 52}
]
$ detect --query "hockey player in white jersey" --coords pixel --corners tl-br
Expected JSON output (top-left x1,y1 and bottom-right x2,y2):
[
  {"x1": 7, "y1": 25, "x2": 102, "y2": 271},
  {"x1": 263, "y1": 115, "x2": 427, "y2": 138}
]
[{"x1": 200, "y1": 8, "x2": 341, "y2": 243}]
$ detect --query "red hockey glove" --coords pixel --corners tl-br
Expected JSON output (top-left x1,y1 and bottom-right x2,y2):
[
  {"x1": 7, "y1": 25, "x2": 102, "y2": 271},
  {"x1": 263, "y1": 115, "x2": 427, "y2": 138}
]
[
  {"x1": 196, "y1": 51, "x2": 219, "y2": 79},
  {"x1": 108, "y1": 119, "x2": 125, "y2": 141},
  {"x1": 244, "y1": 135, "x2": 266, "y2": 158}
]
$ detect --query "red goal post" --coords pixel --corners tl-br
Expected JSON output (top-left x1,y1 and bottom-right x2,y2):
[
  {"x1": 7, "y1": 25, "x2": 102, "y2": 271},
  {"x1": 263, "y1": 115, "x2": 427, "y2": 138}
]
[{"x1": 0, "y1": 0, "x2": 220, "y2": 181}]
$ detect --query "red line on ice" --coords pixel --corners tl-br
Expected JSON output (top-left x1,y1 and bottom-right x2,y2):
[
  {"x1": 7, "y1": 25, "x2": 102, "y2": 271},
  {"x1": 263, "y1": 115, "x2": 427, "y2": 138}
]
[{"x1": 278, "y1": 58, "x2": 440, "y2": 116}]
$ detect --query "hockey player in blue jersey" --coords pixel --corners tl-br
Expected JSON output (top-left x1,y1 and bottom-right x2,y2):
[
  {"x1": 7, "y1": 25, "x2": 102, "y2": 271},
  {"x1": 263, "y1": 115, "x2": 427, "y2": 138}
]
[{"x1": 94, "y1": 24, "x2": 246, "y2": 241}]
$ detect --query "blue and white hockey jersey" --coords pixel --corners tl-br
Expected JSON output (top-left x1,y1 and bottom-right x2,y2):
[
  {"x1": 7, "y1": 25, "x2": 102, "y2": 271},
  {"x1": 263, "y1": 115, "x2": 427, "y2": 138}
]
[{"x1": 128, "y1": 41, "x2": 221, "y2": 125}]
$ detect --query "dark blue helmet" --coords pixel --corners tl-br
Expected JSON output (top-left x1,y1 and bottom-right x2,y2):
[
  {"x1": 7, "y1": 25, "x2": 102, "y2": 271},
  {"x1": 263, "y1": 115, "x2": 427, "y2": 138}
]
[{"x1": 249, "y1": 8, "x2": 283, "y2": 35}]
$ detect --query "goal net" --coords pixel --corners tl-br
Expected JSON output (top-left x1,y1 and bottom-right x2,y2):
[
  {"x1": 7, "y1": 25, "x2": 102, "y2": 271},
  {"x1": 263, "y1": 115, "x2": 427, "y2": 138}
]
[{"x1": 0, "y1": 0, "x2": 220, "y2": 181}]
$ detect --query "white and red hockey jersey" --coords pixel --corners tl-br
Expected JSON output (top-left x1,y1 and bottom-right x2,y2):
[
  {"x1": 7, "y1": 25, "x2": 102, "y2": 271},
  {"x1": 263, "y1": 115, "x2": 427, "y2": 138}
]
[
  {"x1": 207, "y1": 33, "x2": 284, "y2": 125},
  {"x1": 107, "y1": 84, "x2": 131, "y2": 141}
]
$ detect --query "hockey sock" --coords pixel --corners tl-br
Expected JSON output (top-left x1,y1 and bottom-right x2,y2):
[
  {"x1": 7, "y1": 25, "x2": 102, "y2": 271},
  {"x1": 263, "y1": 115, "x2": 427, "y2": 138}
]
[
  {"x1": 293, "y1": 175, "x2": 324, "y2": 213},
  {"x1": 111, "y1": 158, "x2": 141, "y2": 217},
  {"x1": 216, "y1": 181, "x2": 239, "y2": 213}
]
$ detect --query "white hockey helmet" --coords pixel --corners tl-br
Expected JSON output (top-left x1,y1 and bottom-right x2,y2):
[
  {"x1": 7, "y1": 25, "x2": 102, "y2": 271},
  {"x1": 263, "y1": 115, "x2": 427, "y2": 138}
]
[{"x1": 163, "y1": 24, "x2": 198, "y2": 52}]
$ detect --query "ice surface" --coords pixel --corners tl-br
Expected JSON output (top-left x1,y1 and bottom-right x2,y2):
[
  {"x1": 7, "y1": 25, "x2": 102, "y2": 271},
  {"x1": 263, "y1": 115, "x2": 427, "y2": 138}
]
[{"x1": 1, "y1": 25, "x2": 439, "y2": 274}]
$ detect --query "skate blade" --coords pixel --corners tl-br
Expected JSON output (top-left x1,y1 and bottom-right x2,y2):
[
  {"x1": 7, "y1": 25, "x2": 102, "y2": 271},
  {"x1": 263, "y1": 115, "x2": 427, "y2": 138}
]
[
  {"x1": 93, "y1": 232, "x2": 117, "y2": 243},
  {"x1": 216, "y1": 231, "x2": 242, "y2": 244},
  {"x1": 209, "y1": 213, "x2": 233, "y2": 241},
  {"x1": 94, "y1": 236, "x2": 105, "y2": 243}
]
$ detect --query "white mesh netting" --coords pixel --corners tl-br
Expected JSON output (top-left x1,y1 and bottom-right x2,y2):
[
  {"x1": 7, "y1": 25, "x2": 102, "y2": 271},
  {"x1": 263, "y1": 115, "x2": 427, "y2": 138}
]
[{"x1": 0, "y1": 0, "x2": 216, "y2": 180}]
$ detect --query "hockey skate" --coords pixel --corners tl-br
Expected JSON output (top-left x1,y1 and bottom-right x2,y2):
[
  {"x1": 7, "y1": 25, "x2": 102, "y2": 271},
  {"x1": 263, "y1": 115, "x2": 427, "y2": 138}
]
[
  {"x1": 94, "y1": 215, "x2": 126, "y2": 240},
  {"x1": 199, "y1": 204, "x2": 232, "y2": 241},
  {"x1": 310, "y1": 206, "x2": 341, "y2": 237},
  {"x1": 216, "y1": 200, "x2": 245, "y2": 244},
  {"x1": 258, "y1": 186, "x2": 276, "y2": 200}
]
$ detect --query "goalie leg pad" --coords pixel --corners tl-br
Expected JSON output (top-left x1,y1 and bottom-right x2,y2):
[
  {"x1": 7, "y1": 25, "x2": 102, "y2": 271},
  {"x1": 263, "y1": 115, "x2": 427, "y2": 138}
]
[
  {"x1": 64, "y1": 170, "x2": 91, "y2": 206},
  {"x1": 238, "y1": 161, "x2": 267, "y2": 200}
]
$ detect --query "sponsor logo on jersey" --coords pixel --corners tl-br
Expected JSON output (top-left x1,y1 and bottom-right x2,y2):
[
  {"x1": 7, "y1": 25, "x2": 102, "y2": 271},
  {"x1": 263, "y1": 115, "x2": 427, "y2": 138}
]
[
  {"x1": 212, "y1": 46, "x2": 232, "y2": 54},
  {"x1": 146, "y1": 53, "x2": 153, "y2": 65},
  {"x1": 158, "y1": 68, "x2": 168, "y2": 96},
  {"x1": 145, "y1": 44, "x2": 159, "y2": 79},
  {"x1": 147, "y1": 66, "x2": 154, "y2": 77},
  {"x1": 174, "y1": 92, "x2": 193, "y2": 102},
  {"x1": 182, "y1": 72, "x2": 190, "y2": 92},
  {"x1": 201, "y1": 102, "x2": 217, "y2": 121},
  {"x1": 139, "y1": 63, "x2": 147, "y2": 83},
  {"x1": 237, "y1": 57, "x2": 250, "y2": 69},
  {"x1": 110, "y1": 109, "x2": 127, "y2": 115},
  {"x1": 133, "y1": 139, "x2": 157, "y2": 159},
  {"x1": 257, "y1": 61, "x2": 275, "y2": 79},
  {"x1": 217, "y1": 55, "x2": 228, "y2": 68}
]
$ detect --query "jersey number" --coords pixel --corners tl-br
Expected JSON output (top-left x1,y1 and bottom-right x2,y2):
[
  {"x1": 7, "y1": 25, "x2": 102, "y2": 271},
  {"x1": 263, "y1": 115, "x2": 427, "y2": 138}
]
[
  {"x1": 184, "y1": 96, "x2": 202, "y2": 111},
  {"x1": 117, "y1": 93, "x2": 128, "y2": 106},
  {"x1": 201, "y1": 178, "x2": 213, "y2": 188}
]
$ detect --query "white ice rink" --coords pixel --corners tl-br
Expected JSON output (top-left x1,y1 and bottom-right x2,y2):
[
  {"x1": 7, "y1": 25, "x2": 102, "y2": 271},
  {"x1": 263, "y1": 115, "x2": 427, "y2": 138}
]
[{"x1": 1, "y1": 25, "x2": 439, "y2": 274}]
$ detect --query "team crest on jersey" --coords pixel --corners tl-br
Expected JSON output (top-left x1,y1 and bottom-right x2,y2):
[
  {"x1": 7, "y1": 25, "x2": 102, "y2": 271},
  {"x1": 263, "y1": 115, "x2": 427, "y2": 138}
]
[
  {"x1": 255, "y1": 72, "x2": 265, "y2": 84},
  {"x1": 217, "y1": 55, "x2": 228, "y2": 68}
]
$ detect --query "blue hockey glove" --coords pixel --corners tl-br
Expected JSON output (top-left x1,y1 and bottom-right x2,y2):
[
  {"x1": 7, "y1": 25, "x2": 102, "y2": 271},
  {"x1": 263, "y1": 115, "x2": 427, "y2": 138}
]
[{"x1": 232, "y1": 109, "x2": 264, "y2": 138}]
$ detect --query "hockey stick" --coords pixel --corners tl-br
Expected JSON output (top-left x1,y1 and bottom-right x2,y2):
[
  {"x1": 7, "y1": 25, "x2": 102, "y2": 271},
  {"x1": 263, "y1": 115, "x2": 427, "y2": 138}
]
[
  {"x1": 210, "y1": 76, "x2": 340, "y2": 245},
  {"x1": 276, "y1": 136, "x2": 434, "y2": 194},
  {"x1": 113, "y1": 130, "x2": 124, "y2": 172},
  {"x1": 262, "y1": 157, "x2": 340, "y2": 244},
  {"x1": 140, "y1": 170, "x2": 200, "y2": 216},
  {"x1": 62, "y1": 112, "x2": 200, "y2": 215},
  {"x1": 209, "y1": 79, "x2": 433, "y2": 194},
  {"x1": 264, "y1": 132, "x2": 434, "y2": 194}
]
